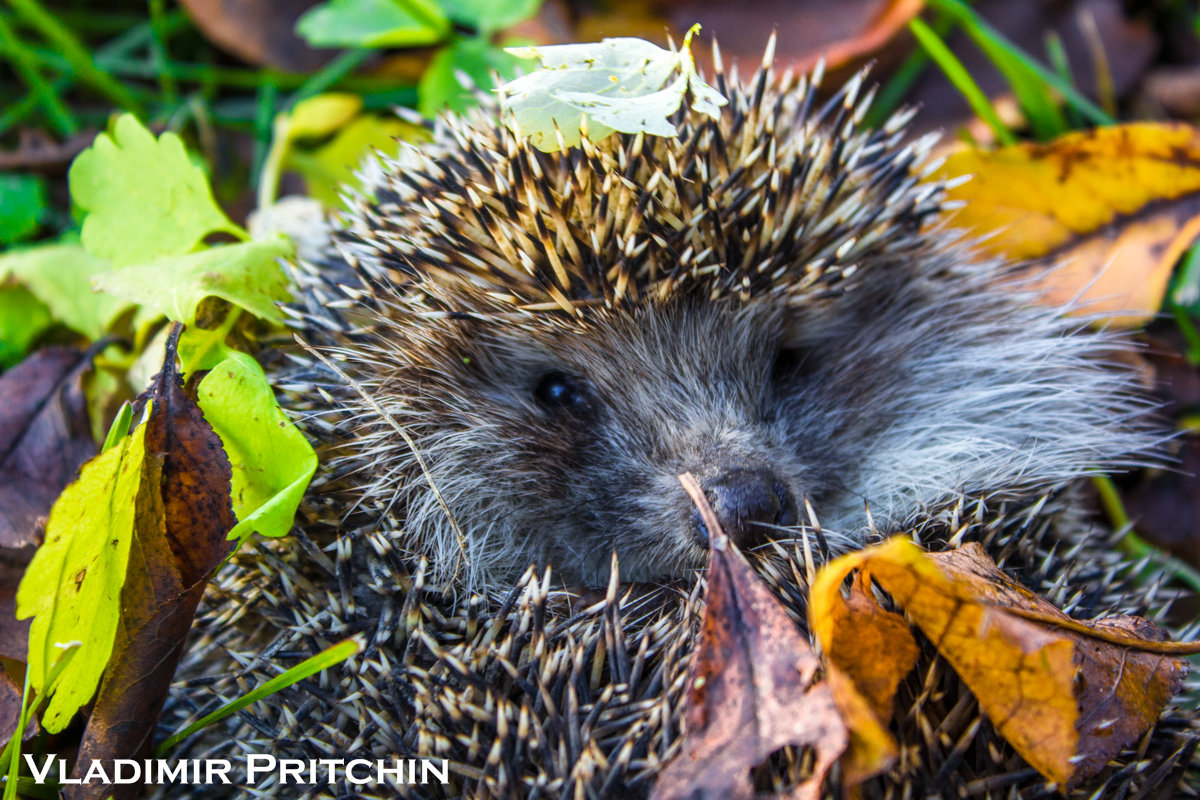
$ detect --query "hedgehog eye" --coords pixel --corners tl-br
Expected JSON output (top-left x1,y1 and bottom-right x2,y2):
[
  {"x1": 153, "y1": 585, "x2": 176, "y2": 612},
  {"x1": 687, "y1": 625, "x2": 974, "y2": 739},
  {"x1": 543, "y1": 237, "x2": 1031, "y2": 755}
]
[{"x1": 534, "y1": 371, "x2": 589, "y2": 412}]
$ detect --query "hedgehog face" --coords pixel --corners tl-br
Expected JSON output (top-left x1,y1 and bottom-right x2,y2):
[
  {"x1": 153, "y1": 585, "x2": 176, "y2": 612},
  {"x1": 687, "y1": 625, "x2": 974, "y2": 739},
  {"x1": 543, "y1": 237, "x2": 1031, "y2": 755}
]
[
  {"x1": 339, "y1": 263, "x2": 1155, "y2": 589},
  {"x1": 326, "y1": 69, "x2": 1155, "y2": 589}
]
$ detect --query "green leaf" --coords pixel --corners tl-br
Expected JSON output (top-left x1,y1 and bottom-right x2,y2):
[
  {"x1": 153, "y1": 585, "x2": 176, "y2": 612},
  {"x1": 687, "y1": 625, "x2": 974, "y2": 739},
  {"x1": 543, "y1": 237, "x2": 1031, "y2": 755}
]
[
  {"x1": 286, "y1": 93, "x2": 364, "y2": 140},
  {"x1": 0, "y1": 286, "x2": 53, "y2": 368},
  {"x1": 289, "y1": 115, "x2": 419, "y2": 206},
  {"x1": 15, "y1": 421, "x2": 149, "y2": 733},
  {"x1": 197, "y1": 351, "x2": 318, "y2": 542},
  {"x1": 69, "y1": 114, "x2": 244, "y2": 267},
  {"x1": 500, "y1": 27, "x2": 726, "y2": 152},
  {"x1": 1, "y1": 243, "x2": 128, "y2": 339},
  {"x1": 296, "y1": 0, "x2": 448, "y2": 49},
  {"x1": 91, "y1": 235, "x2": 294, "y2": 326},
  {"x1": 439, "y1": 0, "x2": 541, "y2": 34},
  {"x1": 0, "y1": 173, "x2": 47, "y2": 245},
  {"x1": 419, "y1": 36, "x2": 529, "y2": 118}
]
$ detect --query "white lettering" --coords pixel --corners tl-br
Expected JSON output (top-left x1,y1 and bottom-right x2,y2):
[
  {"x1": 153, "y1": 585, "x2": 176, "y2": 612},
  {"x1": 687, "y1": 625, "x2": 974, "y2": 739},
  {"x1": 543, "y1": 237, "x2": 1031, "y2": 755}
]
[
  {"x1": 206, "y1": 759, "x2": 233, "y2": 784},
  {"x1": 346, "y1": 759, "x2": 374, "y2": 785},
  {"x1": 112, "y1": 759, "x2": 141, "y2": 783},
  {"x1": 423, "y1": 759, "x2": 449, "y2": 784},
  {"x1": 246, "y1": 754, "x2": 276, "y2": 783},
  {"x1": 23, "y1": 755, "x2": 55, "y2": 784}
]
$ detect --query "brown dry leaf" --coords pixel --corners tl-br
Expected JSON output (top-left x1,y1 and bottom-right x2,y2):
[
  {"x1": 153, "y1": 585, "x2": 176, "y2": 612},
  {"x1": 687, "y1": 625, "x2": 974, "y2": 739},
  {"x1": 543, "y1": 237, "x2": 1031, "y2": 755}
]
[
  {"x1": 925, "y1": 545, "x2": 1189, "y2": 782},
  {"x1": 0, "y1": 347, "x2": 98, "y2": 582},
  {"x1": 66, "y1": 325, "x2": 237, "y2": 800},
  {"x1": 935, "y1": 122, "x2": 1200, "y2": 326},
  {"x1": 845, "y1": 538, "x2": 1188, "y2": 790},
  {"x1": 178, "y1": 0, "x2": 332, "y2": 72},
  {"x1": 653, "y1": 476, "x2": 849, "y2": 800}
]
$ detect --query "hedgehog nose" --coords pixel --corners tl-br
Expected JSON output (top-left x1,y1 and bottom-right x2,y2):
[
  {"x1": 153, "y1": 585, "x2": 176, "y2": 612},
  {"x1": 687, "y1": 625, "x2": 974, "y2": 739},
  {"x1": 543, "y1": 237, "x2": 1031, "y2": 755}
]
[{"x1": 697, "y1": 469, "x2": 797, "y2": 549}]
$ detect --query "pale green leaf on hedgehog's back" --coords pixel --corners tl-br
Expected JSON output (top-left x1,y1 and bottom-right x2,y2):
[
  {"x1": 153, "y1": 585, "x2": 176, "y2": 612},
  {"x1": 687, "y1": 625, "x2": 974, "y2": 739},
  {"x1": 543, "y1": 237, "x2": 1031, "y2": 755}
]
[
  {"x1": 91, "y1": 235, "x2": 294, "y2": 325},
  {"x1": 197, "y1": 351, "x2": 318, "y2": 543},
  {"x1": 69, "y1": 114, "x2": 244, "y2": 267},
  {"x1": 15, "y1": 421, "x2": 150, "y2": 733},
  {"x1": 500, "y1": 29, "x2": 727, "y2": 152},
  {"x1": 2, "y1": 243, "x2": 128, "y2": 339}
]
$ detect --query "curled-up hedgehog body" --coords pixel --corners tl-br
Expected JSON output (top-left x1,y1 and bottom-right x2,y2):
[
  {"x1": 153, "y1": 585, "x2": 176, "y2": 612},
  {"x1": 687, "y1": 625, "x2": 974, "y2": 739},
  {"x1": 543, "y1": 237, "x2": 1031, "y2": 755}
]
[{"x1": 164, "y1": 42, "x2": 1199, "y2": 799}]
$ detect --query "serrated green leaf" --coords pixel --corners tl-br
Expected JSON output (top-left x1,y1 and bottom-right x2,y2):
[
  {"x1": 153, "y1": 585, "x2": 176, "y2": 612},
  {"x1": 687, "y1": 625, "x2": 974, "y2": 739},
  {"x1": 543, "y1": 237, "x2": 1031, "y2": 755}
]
[
  {"x1": 15, "y1": 421, "x2": 148, "y2": 732},
  {"x1": 91, "y1": 235, "x2": 294, "y2": 325},
  {"x1": 287, "y1": 93, "x2": 364, "y2": 140},
  {"x1": 439, "y1": 0, "x2": 541, "y2": 34},
  {"x1": 419, "y1": 37, "x2": 530, "y2": 118},
  {"x1": 296, "y1": 0, "x2": 448, "y2": 48},
  {"x1": 0, "y1": 173, "x2": 47, "y2": 245},
  {"x1": 500, "y1": 31, "x2": 726, "y2": 152},
  {"x1": 1, "y1": 243, "x2": 128, "y2": 339},
  {"x1": 70, "y1": 114, "x2": 244, "y2": 267},
  {"x1": 197, "y1": 351, "x2": 317, "y2": 542},
  {"x1": 0, "y1": 286, "x2": 53, "y2": 368}
]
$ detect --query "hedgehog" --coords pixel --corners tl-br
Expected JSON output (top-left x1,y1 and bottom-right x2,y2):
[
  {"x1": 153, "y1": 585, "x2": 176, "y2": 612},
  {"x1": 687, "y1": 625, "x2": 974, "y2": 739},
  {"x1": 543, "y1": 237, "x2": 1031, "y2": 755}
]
[{"x1": 159, "y1": 41, "x2": 1200, "y2": 799}]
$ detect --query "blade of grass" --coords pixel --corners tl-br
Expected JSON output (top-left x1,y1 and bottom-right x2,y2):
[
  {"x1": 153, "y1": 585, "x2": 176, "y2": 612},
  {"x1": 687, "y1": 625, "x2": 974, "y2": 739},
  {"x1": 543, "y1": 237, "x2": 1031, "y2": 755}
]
[
  {"x1": 6, "y1": 0, "x2": 142, "y2": 114},
  {"x1": 909, "y1": 16, "x2": 1016, "y2": 145},
  {"x1": 0, "y1": 12, "x2": 76, "y2": 136},
  {"x1": 865, "y1": 11, "x2": 958, "y2": 129},
  {"x1": 288, "y1": 47, "x2": 373, "y2": 106},
  {"x1": 959, "y1": 15, "x2": 1068, "y2": 139},
  {"x1": 1093, "y1": 475, "x2": 1200, "y2": 594},
  {"x1": 927, "y1": 0, "x2": 1113, "y2": 126},
  {"x1": 1044, "y1": 31, "x2": 1083, "y2": 130},
  {"x1": 154, "y1": 637, "x2": 364, "y2": 756},
  {"x1": 147, "y1": 0, "x2": 178, "y2": 105}
]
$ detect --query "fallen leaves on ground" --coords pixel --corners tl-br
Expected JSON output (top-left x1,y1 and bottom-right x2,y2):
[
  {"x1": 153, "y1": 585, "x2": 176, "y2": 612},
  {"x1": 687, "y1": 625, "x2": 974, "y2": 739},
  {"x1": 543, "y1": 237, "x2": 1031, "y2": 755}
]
[
  {"x1": 67, "y1": 325, "x2": 237, "y2": 800},
  {"x1": 813, "y1": 538, "x2": 1190, "y2": 790},
  {"x1": 14, "y1": 325, "x2": 237, "y2": 800},
  {"x1": 651, "y1": 475, "x2": 854, "y2": 800},
  {"x1": 0, "y1": 347, "x2": 98, "y2": 581},
  {"x1": 934, "y1": 122, "x2": 1200, "y2": 326},
  {"x1": 656, "y1": 483, "x2": 1192, "y2": 799}
]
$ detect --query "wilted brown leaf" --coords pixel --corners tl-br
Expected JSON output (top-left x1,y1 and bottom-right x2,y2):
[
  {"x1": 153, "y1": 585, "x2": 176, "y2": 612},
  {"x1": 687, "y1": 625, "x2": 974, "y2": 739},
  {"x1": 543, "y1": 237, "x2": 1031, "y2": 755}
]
[
  {"x1": 831, "y1": 538, "x2": 1190, "y2": 789},
  {"x1": 0, "y1": 661, "x2": 23, "y2": 746},
  {"x1": 0, "y1": 347, "x2": 98, "y2": 580},
  {"x1": 926, "y1": 545, "x2": 1189, "y2": 783},
  {"x1": 653, "y1": 475, "x2": 849, "y2": 800},
  {"x1": 178, "y1": 0, "x2": 332, "y2": 72},
  {"x1": 66, "y1": 325, "x2": 237, "y2": 800},
  {"x1": 935, "y1": 122, "x2": 1200, "y2": 326}
]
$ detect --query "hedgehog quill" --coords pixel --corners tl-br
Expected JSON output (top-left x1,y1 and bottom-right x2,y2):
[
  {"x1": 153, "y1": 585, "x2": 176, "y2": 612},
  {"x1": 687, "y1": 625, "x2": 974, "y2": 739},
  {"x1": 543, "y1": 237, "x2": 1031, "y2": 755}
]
[{"x1": 162, "y1": 35, "x2": 1199, "y2": 799}]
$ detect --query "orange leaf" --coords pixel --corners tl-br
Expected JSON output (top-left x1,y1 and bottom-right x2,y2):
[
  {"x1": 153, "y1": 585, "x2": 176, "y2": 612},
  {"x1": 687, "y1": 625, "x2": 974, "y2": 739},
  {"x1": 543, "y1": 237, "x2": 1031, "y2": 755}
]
[{"x1": 935, "y1": 122, "x2": 1200, "y2": 326}]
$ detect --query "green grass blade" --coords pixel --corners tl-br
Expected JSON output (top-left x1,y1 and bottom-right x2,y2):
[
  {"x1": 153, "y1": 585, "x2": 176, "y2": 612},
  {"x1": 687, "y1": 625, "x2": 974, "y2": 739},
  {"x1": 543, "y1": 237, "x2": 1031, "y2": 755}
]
[
  {"x1": 6, "y1": 0, "x2": 142, "y2": 114},
  {"x1": 908, "y1": 17, "x2": 1016, "y2": 145},
  {"x1": 0, "y1": 12, "x2": 76, "y2": 136},
  {"x1": 927, "y1": 0, "x2": 1113, "y2": 126},
  {"x1": 154, "y1": 637, "x2": 364, "y2": 756}
]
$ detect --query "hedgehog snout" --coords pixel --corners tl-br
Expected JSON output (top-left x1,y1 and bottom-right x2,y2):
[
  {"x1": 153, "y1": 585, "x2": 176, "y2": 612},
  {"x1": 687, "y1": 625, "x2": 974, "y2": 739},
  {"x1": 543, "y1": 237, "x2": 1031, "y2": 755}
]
[{"x1": 691, "y1": 467, "x2": 798, "y2": 550}]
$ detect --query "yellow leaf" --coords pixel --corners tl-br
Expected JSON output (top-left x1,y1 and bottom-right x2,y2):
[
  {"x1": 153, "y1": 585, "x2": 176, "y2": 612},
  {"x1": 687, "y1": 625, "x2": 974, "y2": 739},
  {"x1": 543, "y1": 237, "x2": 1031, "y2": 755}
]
[
  {"x1": 15, "y1": 419, "x2": 149, "y2": 732},
  {"x1": 935, "y1": 122, "x2": 1200, "y2": 326},
  {"x1": 285, "y1": 93, "x2": 364, "y2": 140}
]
